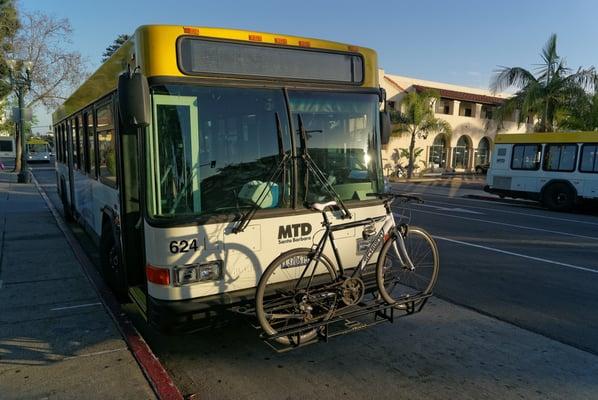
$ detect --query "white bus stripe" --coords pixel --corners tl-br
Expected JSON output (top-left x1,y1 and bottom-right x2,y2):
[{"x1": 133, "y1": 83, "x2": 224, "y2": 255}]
[
  {"x1": 405, "y1": 209, "x2": 598, "y2": 241},
  {"x1": 434, "y1": 235, "x2": 598, "y2": 274},
  {"x1": 51, "y1": 302, "x2": 102, "y2": 311}
]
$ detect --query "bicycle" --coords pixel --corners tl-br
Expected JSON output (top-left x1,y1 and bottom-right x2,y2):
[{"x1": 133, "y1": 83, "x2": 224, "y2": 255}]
[{"x1": 255, "y1": 193, "x2": 440, "y2": 345}]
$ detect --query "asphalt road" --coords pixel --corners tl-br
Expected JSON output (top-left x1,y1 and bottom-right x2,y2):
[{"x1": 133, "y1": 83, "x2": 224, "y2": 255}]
[
  {"x1": 28, "y1": 166, "x2": 598, "y2": 399},
  {"x1": 393, "y1": 180, "x2": 598, "y2": 355}
]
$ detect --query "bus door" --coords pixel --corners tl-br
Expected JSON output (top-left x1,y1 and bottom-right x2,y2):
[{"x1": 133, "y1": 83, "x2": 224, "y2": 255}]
[{"x1": 149, "y1": 95, "x2": 201, "y2": 216}]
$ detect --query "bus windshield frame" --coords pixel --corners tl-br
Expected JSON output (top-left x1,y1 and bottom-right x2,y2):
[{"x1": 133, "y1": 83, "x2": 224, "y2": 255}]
[{"x1": 145, "y1": 84, "x2": 383, "y2": 222}]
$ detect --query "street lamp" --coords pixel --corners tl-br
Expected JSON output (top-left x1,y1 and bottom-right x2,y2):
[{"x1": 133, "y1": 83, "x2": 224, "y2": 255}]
[{"x1": 7, "y1": 59, "x2": 33, "y2": 183}]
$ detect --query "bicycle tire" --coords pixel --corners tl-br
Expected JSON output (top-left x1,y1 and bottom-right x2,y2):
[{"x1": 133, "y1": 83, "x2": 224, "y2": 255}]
[
  {"x1": 376, "y1": 226, "x2": 439, "y2": 307},
  {"x1": 256, "y1": 248, "x2": 337, "y2": 346}
]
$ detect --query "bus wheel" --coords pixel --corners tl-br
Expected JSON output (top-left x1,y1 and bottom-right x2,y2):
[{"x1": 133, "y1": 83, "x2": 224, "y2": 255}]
[
  {"x1": 542, "y1": 183, "x2": 575, "y2": 212},
  {"x1": 100, "y1": 223, "x2": 128, "y2": 301}
]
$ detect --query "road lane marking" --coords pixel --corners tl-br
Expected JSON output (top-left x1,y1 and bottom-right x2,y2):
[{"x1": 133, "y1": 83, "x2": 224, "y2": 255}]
[
  {"x1": 434, "y1": 235, "x2": 598, "y2": 274},
  {"x1": 422, "y1": 197, "x2": 598, "y2": 227},
  {"x1": 408, "y1": 209, "x2": 598, "y2": 241},
  {"x1": 417, "y1": 203, "x2": 483, "y2": 215},
  {"x1": 51, "y1": 302, "x2": 102, "y2": 311},
  {"x1": 62, "y1": 347, "x2": 128, "y2": 360}
]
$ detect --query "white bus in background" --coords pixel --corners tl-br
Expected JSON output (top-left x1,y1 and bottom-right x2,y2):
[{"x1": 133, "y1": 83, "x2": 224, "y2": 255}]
[
  {"x1": 0, "y1": 136, "x2": 15, "y2": 158},
  {"x1": 484, "y1": 132, "x2": 598, "y2": 211},
  {"x1": 26, "y1": 138, "x2": 52, "y2": 163}
]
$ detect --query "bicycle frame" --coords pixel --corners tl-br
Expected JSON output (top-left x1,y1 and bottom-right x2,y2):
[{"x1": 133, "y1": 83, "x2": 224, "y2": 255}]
[{"x1": 299, "y1": 207, "x2": 416, "y2": 289}]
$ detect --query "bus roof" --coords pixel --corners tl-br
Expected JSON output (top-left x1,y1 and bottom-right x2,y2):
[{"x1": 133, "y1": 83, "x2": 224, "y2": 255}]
[
  {"x1": 495, "y1": 132, "x2": 598, "y2": 144},
  {"x1": 53, "y1": 25, "x2": 378, "y2": 123}
]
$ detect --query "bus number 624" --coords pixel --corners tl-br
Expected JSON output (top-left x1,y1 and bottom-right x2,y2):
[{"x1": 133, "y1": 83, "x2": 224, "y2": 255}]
[{"x1": 169, "y1": 239, "x2": 199, "y2": 254}]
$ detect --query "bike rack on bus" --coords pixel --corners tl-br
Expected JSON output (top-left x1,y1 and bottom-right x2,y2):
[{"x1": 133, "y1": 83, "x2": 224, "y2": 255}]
[{"x1": 232, "y1": 292, "x2": 432, "y2": 353}]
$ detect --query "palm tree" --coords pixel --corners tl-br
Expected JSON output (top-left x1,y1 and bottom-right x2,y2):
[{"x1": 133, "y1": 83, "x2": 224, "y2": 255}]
[
  {"x1": 391, "y1": 90, "x2": 451, "y2": 178},
  {"x1": 558, "y1": 91, "x2": 598, "y2": 131},
  {"x1": 490, "y1": 33, "x2": 596, "y2": 132}
]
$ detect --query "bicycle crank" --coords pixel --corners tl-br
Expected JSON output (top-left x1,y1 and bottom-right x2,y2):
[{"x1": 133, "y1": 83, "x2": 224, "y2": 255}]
[{"x1": 340, "y1": 277, "x2": 365, "y2": 306}]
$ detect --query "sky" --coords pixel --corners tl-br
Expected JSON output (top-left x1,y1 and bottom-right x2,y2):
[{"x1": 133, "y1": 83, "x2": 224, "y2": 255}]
[{"x1": 21, "y1": 0, "x2": 598, "y2": 133}]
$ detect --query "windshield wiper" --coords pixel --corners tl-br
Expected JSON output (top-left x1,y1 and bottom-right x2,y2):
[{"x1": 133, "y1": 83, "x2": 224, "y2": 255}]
[
  {"x1": 233, "y1": 112, "x2": 289, "y2": 233},
  {"x1": 297, "y1": 114, "x2": 351, "y2": 219}
]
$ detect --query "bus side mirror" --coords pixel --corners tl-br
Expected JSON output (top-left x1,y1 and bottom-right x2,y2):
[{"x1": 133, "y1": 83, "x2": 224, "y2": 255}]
[
  {"x1": 118, "y1": 70, "x2": 150, "y2": 130},
  {"x1": 380, "y1": 111, "x2": 391, "y2": 145}
]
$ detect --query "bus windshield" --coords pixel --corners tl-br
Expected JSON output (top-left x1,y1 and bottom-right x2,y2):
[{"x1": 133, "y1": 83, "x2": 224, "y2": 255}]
[
  {"x1": 28, "y1": 143, "x2": 48, "y2": 153},
  {"x1": 147, "y1": 85, "x2": 381, "y2": 218},
  {"x1": 288, "y1": 90, "x2": 380, "y2": 204}
]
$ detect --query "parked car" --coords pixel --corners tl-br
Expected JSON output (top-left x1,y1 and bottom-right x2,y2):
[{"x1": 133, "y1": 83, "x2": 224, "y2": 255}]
[{"x1": 475, "y1": 163, "x2": 490, "y2": 174}]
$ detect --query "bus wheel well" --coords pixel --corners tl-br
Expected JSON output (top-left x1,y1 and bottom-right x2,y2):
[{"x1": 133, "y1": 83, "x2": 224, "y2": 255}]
[
  {"x1": 541, "y1": 180, "x2": 577, "y2": 211},
  {"x1": 100, "y1": 213, "x2": 127, "y2": 300},
  {"x1": 540, "y1": 180, "x2": 577, "y2": 197},
  {"x1": 59, "y1": 177, "x2": 73, "y2": 221}
]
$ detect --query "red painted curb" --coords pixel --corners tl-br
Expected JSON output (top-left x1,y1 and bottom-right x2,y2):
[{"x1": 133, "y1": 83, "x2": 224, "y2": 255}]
[{"x1": 32, "y1": 175, "x2": 184, "y2": 400}]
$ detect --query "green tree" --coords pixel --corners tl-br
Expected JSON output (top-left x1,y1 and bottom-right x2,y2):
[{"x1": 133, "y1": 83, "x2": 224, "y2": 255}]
[
  {"x1": 102, "y1": 34, "x2": 130, "y2": 62},
  {"x1": 0, "y1": 0, "x2": 19, "y2": 138},
  {"x1": 6, "y1": 11, "x2": 87, "y2": 172},
  {"x1": 557, "y1": 91, "x2": 598, "y2": 131},
  {"x1": 0, "y1": 0, "x2": 19, "y2": 99},
  {"x1": 391, "y1": 90, "x2": 451, "y2": 178},
  {"x1": 490, "y1": 33, "x2": 596, "y2": 132}
]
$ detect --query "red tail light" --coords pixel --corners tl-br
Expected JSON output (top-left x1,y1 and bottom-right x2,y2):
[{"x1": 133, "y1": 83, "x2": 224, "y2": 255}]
[{"x1": 146, "y1": 265, "x2": 170, "y2": 285}]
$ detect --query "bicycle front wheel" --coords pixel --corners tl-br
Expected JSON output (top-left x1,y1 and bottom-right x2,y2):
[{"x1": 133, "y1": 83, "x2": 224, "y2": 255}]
[
  {"x1": 256, "y1": 248, "x2": 338, "y2": 346},
  {"x1": 376, "y1": 226, "x2": 439, "y2": 306}
]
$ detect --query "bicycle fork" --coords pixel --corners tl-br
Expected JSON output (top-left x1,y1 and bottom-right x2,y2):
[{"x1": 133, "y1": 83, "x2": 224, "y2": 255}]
[{"x1": 386, "y1": 217, "x2": 415, "y2": 271}]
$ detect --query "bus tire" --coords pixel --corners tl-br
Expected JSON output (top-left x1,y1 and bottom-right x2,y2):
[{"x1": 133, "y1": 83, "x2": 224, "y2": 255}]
[
  {"x1": 100, "y1": 222, "x2": 128, "y2": 301},
  {"x1": 542, "y1": 182, "x2": 575, "y2": 212}
]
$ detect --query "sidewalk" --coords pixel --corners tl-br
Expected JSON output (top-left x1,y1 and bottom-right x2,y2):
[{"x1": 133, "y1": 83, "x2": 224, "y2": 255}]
[{"x1": 0, "y1": 172, "x2": 156, "y2": 399}]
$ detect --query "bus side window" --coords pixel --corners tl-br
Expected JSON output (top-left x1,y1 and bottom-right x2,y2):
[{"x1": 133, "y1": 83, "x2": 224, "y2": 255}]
[
  {"x1": 579, "y1": 144, "x2": 598, "y2": 173},
  {"x1": 62, "y1": 122, "x2": 68, "y2": 164},
  {"x1": 57, "y1": 125, "x2": 62, "y2": 163},
  {"x1": 77, "y1": 114, "x2": 85, "y2": 171},
  {"x1": 71, "y1": 118, "x2": 78, "y2": 169},
  {"x1": 511, "y1": 144, "x2": 541, "y2": 170},
  {"x1": 54, "y1": 126, "x2": 60, "y2": 162},
  {"x1": 83, "y1": 112, "x2": 90, "y2": 174},
  {"x1": 544, "y1": 144, "x2": 577, "y2": 172},
  {"x1": 96, "y1": 102, "x2": 117, "y2": 188},
  {"x1": 88, "y1": 111, "x2": 97, "y2": 178}
]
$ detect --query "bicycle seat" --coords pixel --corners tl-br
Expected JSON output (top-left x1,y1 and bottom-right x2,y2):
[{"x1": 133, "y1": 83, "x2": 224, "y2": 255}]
[{"x1": 311, "y1": 201, "x2": 337, "y2": 212}]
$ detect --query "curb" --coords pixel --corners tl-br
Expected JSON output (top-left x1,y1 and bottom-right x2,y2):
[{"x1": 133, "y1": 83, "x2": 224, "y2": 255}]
[{"x1": 31, "y1": 175, "x2": 184, "y2": 400}]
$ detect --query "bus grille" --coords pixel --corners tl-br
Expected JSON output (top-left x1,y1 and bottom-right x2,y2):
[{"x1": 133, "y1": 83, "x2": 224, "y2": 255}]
[{"x1": 492, "y1": 176, "x2": 512, "y2": 190}]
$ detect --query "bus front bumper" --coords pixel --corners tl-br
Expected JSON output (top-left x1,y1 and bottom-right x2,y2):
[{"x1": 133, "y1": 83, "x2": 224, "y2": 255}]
[{"x1": 147, "y1": 288, "x2": 254, "y2": 333}]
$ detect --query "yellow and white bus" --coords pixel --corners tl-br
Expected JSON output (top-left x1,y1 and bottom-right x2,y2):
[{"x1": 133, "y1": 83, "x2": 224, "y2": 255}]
[
  {"x1": 26, "y1": 138, "x2": 52, "y2": 163},
  {"x1": 484, "y1": 132, "x2": 598, "y2": 211},
  {"x1": 53, "y1": 25, "x2": 391, "y2": 330}
]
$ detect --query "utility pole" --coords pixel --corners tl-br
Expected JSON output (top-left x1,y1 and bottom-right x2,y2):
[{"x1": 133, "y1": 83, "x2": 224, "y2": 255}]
[{"x1": 7, "y1": 59, "x2": 33, "y2": 183}]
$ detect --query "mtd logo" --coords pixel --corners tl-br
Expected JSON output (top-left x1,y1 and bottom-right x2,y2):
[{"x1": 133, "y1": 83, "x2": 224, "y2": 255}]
[{"x1": 278, "y1": 223, "x2": 312, "y2": 244}]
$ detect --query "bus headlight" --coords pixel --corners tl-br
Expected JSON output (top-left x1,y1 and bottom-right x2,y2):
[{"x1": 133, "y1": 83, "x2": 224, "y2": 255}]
[{"x1": 174, "y1": 261, "x2": 222, "y2": 286}]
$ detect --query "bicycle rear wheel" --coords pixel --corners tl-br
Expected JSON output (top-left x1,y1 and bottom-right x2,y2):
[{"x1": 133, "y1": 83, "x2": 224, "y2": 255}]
[
  {"x1": 376, "y1": 226, "x2": 439, "y2": 307},
  {"x1": 256, "y1": 248, "x2": 338, "y2": 346}
]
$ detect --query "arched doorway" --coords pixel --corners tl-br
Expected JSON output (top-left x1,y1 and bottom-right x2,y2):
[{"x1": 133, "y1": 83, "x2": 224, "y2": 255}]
[
  {"x1": 452, "y1": 135, "x2": 472, "y2": 170},
  {"x1": 475, "y1": 137, "x2": 492, "y2": 166},
  {"x1": 428, "y1": 134, "x2": 448, "y2": 169}
]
